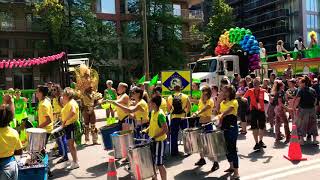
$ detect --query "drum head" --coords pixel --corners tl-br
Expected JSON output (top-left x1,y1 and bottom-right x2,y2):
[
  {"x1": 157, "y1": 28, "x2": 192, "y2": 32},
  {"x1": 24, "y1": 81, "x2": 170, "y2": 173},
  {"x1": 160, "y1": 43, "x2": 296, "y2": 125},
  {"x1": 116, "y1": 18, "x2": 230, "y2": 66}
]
[{"x1": 26, "y1": 128, "x2": 47, "y2": 134}]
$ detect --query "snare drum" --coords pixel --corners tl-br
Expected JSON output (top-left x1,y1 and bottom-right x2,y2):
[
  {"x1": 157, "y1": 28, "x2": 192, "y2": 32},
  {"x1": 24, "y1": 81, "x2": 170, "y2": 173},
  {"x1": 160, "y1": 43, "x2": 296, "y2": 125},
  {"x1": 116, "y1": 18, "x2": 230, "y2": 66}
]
[
  {"x1": 182, "y1": 127, "x2": 202, "y2": 154},
  {"x1": 51, "y1": 126, "x2": 65, "y2": 139},
  {"x1": 200, "y1": 130, "x2": 227, "y2": 159},
  {"x1": 128, "y1": 143, "x2": 156, "y2": 180}
]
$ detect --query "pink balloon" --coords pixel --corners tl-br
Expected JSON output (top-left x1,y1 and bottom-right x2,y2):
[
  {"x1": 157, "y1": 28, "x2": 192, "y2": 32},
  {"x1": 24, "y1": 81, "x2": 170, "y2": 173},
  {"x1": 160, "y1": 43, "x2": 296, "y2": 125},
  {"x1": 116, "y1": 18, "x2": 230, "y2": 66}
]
[
  {"x1": 0, "y1": 62, "x2": 3, "y2": 69},
  {"x1": 5, "y1": 61, "x2": 9, "y2": 68}
]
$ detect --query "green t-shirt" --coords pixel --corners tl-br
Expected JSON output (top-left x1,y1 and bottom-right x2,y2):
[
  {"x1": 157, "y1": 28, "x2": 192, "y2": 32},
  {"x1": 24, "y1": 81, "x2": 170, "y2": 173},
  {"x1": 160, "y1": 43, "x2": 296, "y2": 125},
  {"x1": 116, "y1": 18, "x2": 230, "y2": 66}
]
[
  {"x1": 191, "y1": 90, "x2": 201, "y2": 113},
  {"x1": 104, "y1": 89, "x2": 117, "y2": 100},
  {"x1": 14, "y1": 97, "x2": 28, "y2": 122}
]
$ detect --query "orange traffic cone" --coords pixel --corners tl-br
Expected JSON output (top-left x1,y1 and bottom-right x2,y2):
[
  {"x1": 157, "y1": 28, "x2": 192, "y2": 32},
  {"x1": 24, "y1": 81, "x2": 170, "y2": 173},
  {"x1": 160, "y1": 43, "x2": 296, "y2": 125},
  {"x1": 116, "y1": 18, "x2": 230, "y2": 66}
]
[
  {"x1": 283, "y1": 124, "x2": 307, "y2": 161},
  {"x1": 107, "y1": 156, "x2": 118, "y2": 180}
]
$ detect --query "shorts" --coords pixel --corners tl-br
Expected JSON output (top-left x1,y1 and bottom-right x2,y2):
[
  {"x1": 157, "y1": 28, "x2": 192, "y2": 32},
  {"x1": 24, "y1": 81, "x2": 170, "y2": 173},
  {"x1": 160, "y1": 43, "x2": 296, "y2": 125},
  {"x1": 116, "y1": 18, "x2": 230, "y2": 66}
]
[
  {"x1": 250, "y1": 110, "x2": 266, "y2": 130},
  {"x1": 151, "y1": 140, "x2": 166, "y2": 166},
  {"x1": 124, "y1": 117, "x2": 134, "y2": 125},
  {"x1": 64, "y1": 123, "x2": 76, "y2": 140}
]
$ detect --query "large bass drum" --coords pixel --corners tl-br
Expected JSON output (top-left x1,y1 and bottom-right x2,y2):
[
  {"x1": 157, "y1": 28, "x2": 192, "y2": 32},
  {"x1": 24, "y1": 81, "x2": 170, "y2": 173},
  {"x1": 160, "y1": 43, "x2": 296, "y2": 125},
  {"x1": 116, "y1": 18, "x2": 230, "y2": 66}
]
[
  {"x1": 200, "y1": 130, "x2": 227, "y2": 159},
  {"x1": 182, "y1": 127, "x2": 202, "y2": 154}
]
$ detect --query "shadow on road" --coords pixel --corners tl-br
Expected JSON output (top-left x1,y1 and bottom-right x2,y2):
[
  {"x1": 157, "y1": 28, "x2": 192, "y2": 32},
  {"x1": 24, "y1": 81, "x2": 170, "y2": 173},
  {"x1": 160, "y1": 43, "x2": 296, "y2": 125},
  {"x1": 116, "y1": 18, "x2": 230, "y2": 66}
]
[
  {"x1": 238, "y1": 150, "x2": 273, "y2": 164},
  {"x1": 174, "y1": 166, "x2": 232, "y2": 180},
  {"x1": 165, "y1": 153, "x2": 186, "y2": 168},
  {"x1": 51, "y1": 168, "x2": 70, "y2": 179},
  {"x1": 86, "y1": 162, "x2": 108, "y2": 178}
]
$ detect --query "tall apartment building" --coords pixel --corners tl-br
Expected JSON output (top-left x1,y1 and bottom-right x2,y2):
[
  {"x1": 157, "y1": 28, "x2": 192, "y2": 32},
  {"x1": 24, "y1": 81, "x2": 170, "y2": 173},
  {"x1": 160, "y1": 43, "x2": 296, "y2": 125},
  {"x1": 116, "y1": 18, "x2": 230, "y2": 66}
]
[
  {"x1": 94, "y1": 0, "x2": 204, "y2": 82},
  {"x1": 226, "y1": 0, "x2": 320, "y2": 55},
  {"x1": 0, "y1": 0, "x2": 61, "y2": 89}
]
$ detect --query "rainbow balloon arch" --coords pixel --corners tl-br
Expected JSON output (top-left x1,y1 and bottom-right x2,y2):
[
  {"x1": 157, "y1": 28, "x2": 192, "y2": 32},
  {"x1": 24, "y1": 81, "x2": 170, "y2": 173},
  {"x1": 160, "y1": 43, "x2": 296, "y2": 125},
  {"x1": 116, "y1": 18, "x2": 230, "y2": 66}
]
[{"x1": 215, "y1": 27, "x2": 260, "y2": 71}]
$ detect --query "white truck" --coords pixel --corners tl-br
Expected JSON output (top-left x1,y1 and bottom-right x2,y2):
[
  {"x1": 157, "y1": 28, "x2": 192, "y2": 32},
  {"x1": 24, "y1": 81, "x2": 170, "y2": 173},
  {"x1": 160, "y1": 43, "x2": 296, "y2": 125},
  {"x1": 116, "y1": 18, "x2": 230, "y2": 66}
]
[{"x1": 190, "y1": 55, "x2": 240, "y2": 88}]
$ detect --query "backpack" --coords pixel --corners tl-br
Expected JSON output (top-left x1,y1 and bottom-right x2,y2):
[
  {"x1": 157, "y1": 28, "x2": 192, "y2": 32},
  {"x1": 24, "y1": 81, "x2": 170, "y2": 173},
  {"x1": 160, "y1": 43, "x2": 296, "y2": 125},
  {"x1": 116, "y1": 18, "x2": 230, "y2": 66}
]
[{"x1": 172, "y1": 94, "x2": 184, "y2": 114}]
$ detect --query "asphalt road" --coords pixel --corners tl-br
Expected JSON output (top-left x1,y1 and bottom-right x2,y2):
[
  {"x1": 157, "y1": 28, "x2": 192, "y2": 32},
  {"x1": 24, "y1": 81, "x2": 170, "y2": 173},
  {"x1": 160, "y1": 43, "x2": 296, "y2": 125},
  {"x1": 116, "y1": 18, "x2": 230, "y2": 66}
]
[{"x1": 49, "y1": 109, "x2": 320, "y2": 180}]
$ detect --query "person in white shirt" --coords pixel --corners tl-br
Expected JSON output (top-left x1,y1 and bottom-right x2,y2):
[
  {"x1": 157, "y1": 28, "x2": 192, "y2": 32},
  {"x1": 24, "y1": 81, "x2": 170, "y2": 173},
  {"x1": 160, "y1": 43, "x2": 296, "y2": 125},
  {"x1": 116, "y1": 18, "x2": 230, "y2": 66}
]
[
  {"x1": 294, "y1": 37, "x2": 305, "y2": 59},
  {"x1": 259, "y1": 42, "x2": 267, "y2": 78}
]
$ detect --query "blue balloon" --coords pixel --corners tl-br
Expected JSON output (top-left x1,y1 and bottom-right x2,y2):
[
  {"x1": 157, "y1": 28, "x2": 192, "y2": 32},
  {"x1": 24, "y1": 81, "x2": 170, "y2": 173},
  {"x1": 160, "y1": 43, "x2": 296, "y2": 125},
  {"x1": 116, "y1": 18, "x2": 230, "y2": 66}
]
[{"x1": 248, "y1": 39, "x2": 254, "y2": 45}]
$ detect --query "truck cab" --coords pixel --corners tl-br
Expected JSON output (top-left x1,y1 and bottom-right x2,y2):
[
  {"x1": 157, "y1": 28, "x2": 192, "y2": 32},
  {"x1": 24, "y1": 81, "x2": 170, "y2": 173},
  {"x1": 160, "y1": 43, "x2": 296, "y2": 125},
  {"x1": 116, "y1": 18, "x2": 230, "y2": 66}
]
[{"x1": 191, "y1": 55, "x2": 240, "y2": 87}]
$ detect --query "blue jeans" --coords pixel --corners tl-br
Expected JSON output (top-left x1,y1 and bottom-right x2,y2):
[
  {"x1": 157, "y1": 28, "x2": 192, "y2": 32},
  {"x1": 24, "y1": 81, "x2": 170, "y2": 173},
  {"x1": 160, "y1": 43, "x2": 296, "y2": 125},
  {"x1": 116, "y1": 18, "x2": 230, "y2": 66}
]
[
  {"x1": 57, "y1": 135, "x2": 68, "y2": 159},
  {"x1": 0, "y1": 158, "x2": 18, "y2": 180},
  {"x1": 224, "y1": 125, "x2": 239, "y2": 169},
  {"x1": 170, "y1": 118, "x2": 188, "y2": 155}
]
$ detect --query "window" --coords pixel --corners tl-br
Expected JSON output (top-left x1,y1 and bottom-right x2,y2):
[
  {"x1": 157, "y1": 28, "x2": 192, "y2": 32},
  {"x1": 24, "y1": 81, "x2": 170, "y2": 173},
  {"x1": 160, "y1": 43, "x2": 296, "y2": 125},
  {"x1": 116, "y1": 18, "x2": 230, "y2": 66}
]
[
  {"x1": 0, "y1": 12, "x2": 14, "y2": 31},
  {"x1": 120, "y1": 0, "x2": 139, "y2": 14},
  {"x1": 307, "y1": 14, "x2": 318, "y2": 29},
  {"x1": 173, "y1": 4, "x2": 181, "y2": 16},
  {"x1": 121, "y1": 21, "x2": 141, "y2": 38},
  {"x1": 174, "y1": 25, "x2": 182, "y2": 40},
  {"x1": 102, "y1": 20, "x2": 117, "y2": 36},
  {"x1": 306, "y1": 0, "x2": 318, "y2": 12},
  {"x1": 99, "y1": 0, "x2": 116, "y2": 14},
  {"x1": 226, "y1": 61, "x2": 233, "y2": 71}
]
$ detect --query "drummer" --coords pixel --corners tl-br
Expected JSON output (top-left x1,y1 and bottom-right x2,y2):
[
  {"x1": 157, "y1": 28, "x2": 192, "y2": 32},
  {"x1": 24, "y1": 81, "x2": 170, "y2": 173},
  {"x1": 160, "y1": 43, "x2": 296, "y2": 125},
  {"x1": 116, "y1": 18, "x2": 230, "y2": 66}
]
[
  {"x1": 143, "y1": 95, "x2": 168, "y2": 180},
  {"x1": 36, "y1": 85, "x2": 54, "y2": 142},
  {"x1": 0, "y1": 105, "x2": 23, "y2": 180},
  {"x1": 112, "y1": 87, "x2": 149, "y2": 140},
  {"x1": 52, "y1": 84, "x2": 69, "y2": 163},
  {"x1": 193, "y1": 85, "x2": 219, "y2": 172},
  {"x1": 219, "y1": 85, "x2": 240, "y2": 179},
  {"x1": 61, "y1": 87, "x2": 80, "y2": 170},
  {"x1": 114, "y1": 83, "x2": 130, "y2": 130},
  {"x1": 152, "y1": 86, "x2": 168, "y2": 114}
]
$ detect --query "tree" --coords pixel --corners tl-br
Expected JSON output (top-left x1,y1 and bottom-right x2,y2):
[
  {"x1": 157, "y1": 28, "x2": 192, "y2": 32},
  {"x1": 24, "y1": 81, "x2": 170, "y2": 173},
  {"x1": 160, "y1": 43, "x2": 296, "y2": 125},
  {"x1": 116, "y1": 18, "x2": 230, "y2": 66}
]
[
  {"x1": 147, "y1": 0, "x2": 186, "y2": 74},
  {"x1": 35, "y1": 0, "x2": 117, "y2": 64},
  {"x1": 204, "y1": 0, "x2": 234, "y2": 55}
]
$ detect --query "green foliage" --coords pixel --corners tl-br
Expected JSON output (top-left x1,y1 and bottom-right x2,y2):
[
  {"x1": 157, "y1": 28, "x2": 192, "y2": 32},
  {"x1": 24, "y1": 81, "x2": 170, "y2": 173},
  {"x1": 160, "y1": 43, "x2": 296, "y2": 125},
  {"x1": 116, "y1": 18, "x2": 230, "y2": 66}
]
[
  {"x1": 147, "y1": 0, "x2": 186, "y2": 73},
  {"x1": 204, "y1": 0, "x2": 234, "y2": 55},
  {"x1": 34, "y1": 0, "x2": 65, "y2": 48}
]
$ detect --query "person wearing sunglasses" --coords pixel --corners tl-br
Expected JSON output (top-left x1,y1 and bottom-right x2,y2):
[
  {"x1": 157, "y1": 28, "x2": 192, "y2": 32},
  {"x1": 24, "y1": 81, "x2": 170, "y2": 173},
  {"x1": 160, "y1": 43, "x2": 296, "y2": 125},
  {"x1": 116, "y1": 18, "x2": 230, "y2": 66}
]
[{"x1": 0, "y1": 105, "x2": 23, "y2": 180}]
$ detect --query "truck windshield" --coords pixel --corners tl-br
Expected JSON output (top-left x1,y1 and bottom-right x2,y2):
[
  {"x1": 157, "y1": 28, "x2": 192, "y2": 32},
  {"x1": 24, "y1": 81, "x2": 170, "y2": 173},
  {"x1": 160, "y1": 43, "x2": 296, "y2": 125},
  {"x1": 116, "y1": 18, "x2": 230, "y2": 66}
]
[{"x1": 193, "y1": 59, "x2": 217, "y2": 73}]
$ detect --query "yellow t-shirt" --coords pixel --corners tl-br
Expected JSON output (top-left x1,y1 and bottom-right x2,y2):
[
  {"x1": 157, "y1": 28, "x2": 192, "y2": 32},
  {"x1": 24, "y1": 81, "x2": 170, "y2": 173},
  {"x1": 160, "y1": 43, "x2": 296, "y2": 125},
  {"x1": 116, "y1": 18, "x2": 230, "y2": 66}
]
[
  {"x1": 52, "y1": 97, "x2": 62, "y2": 122},
  {"x1": 0, "y1": 127, "x2": 23, "y2": 158},
  {"x1": 61, "y1": 99, "x2": 79, "y2": 126},
  {"x1": 198, "y1": 99, "x2": 214, "y2": 118},
  {"x1": 160, "y1": 98, "x2": 168, "y2": 114},
  {"x1": 148, "y1": 110, "x2": 167, "y2": 141},
  {"x1": 220, "y1": 99, "x2": 239, "y2": 116},
  {"x1": 38, "y1": 98, "x2": 54, "y2": 133},
  {"x1": 134, "y1": 99, "x2": 149, "y2": 122},
  {"x1": 116, "y1": 94, "x2": 129, "y2": 121},
  {"x1": 167, "y1": 93, "x2": 189, "y2": 119}
]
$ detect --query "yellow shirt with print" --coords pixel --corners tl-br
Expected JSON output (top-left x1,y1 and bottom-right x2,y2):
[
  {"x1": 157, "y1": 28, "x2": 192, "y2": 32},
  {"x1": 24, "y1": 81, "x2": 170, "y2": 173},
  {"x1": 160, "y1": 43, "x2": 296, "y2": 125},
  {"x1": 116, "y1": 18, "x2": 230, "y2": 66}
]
[
  {"x1": 61, "y1": 99, "x2": 79, "y2": 126},
  {"x1": 134, "y1": 99, "x2": 149, "y2": 122},
  {"x1": 198, "y1": 99, "x2": 214, "y2": 118},
  {"x1": 167, "y1": 93, "x2": 189, "y2": 119},
  {"x1": 148, "y1": 109, "x2": 167, "y2": 141},
  {"x1": 38, "y1": 98, "x2": 54, "y2": 133},
  {"x1": 0, "y1": 127, "x2": 23, "y2": 158},
  {"x1": 160, "y1": 98, "x2": 168, "y2": 114},
  {"x1": 220, "y1": 99, "x2": 238, "y2": 116}
]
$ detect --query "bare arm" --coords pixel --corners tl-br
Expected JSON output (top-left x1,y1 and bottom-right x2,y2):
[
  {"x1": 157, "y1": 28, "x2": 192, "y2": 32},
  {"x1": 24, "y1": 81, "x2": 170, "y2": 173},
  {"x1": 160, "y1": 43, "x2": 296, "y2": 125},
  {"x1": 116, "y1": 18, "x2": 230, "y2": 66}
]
[
  {"x1": 113, "y1": 101, "x2": 143, "y2": 113},
  {"x1": 39, "y1": 116, "x2": 52, "y2": 128}
]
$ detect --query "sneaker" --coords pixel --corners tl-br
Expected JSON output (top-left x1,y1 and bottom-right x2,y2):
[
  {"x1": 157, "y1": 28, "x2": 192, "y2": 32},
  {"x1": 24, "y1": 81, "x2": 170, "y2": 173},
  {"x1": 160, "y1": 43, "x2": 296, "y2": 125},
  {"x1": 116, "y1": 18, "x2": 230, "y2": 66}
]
[
  {"x1": 253, "y1": 143, "x2": 260, "y2": 150},
  {"x1": 259, "y1": 141, "x2": 267, "y2": 148},
  {"x1": 64, "y1": 161, "x2": 71, "y2": 168},
  {"x1": 66, "y1": 162, "x2": 79, "y2": 170},
  {"x1": 195, "y1": 158, "x2": 206, "y2": 166},
  {"x1": 211, "y1": 162, "x2": 219, "y2": 172}
]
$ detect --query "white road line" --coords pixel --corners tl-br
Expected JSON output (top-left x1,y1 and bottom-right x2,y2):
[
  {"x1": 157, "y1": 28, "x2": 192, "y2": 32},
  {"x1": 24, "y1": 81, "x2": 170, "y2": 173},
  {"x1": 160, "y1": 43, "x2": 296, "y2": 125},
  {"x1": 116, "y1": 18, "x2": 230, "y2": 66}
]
[
  {"x1": 261, "y1": 164, "x2": 320, "y2": 180},
  {"x1": 241, "y1": 158, "x2": 320, "y2": 180}
]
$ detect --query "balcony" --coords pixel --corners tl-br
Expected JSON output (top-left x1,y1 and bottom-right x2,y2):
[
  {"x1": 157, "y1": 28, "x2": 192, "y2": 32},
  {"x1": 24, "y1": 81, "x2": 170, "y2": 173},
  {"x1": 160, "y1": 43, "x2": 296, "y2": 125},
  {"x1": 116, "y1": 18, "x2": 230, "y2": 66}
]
[
  {"x1": 244, "y1": 0, "x2": 282, "y2": 13},
  {"x1": 0, "y1": 19, "x2": 44, "y2": 32},
  {"x1": 182, "y1": 32, "x2": 205, "y2": 43},
  {"x1": 244, "y1": 9, "x2": 289, "y2": 27},
  {"x1": 173, "y1": 9, "x2": 203, "y2": 22},
  {"x1": 253, "y1": 25, "x2": 289, "y2": 39}
]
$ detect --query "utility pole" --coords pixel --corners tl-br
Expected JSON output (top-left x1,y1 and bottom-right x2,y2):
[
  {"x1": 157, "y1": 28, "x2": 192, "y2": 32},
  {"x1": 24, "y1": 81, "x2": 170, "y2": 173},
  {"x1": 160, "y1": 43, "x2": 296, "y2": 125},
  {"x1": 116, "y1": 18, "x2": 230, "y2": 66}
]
[{"x1": 141, "y1": 0, "x2": 149, "y2": 80}]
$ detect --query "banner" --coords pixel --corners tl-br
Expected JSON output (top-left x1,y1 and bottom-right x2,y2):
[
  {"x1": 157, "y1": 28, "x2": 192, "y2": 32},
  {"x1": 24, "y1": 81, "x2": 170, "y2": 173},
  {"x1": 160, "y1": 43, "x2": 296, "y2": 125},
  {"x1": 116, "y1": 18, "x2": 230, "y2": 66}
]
[{"x1": 161, "y1": 70, "x2": 192, "y2": 96}]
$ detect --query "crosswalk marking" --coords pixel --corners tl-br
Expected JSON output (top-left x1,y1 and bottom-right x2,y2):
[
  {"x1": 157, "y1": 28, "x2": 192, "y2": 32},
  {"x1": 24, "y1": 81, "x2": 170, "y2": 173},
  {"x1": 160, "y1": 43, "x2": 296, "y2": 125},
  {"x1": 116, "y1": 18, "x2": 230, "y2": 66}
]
[{"x1": 241, "y1": 158, "x2": 320, "y2": 180}]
